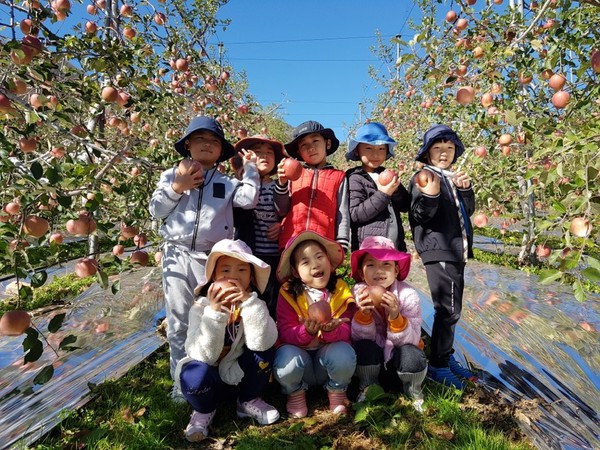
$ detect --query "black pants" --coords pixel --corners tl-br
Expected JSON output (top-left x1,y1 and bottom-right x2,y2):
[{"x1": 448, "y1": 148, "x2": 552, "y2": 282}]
[
  {"x1": 256, "y1": 254, "x2": 281, "y2": 320},
  {"x1": 424, "y1": 261, "x2": 465, "y2": 368}
]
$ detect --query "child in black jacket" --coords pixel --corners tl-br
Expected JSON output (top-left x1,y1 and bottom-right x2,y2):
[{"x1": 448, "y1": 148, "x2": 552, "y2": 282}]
[{"x1": 408, "y1": 124, "x2": 476, "y2": 390}]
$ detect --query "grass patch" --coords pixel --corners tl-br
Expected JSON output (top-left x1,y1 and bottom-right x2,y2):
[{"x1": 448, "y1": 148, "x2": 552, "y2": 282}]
[{"x1": 31, "y1": 346, "x2": 534, "y2": 450}]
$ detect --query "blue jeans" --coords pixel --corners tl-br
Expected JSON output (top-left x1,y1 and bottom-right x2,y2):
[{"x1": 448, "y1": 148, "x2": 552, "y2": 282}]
[{"x1": 273, "y1": 342, "x2": 356, "y2": 394}]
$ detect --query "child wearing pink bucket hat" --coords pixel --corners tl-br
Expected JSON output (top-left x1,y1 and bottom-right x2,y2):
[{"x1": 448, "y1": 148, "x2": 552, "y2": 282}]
[
  {"x1": 350, "y1": 236, "x2": 427, "y2": 412},
  {"x1": 175, "y1": 239, "x2": 279, "y2": 442}
]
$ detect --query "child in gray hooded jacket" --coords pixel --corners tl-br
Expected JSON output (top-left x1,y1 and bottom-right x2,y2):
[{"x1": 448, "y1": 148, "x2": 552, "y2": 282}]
[{"x1": 149, "y1": 116, "x2": 259, "y2": 401}]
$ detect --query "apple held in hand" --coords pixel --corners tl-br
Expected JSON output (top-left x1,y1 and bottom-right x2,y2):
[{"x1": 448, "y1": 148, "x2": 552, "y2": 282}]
[
  {"x1": 416, "y1": 171, "x2": 430, "y2": 188},
  {"x1": 212, "y1": 280, "x2": 238, "y2": 307},
  {"x1": 368, "y1": 285, "x2": 387, "y2": 307},
  {"x1": 378, "y1": 169, "x2": 397, "y2": 186},
  {"x1": 178, "y1": 158, "x2": 203, "y2": 176},
  {"x1": 0, "y1": 310, "x2": 31, "y2": 336},
  {"x1": 282, "y1": 158, "x2": 302, "y2": 181},
  {"x1": 307, "y1": 300, "x2": 332, "y2": 324}
]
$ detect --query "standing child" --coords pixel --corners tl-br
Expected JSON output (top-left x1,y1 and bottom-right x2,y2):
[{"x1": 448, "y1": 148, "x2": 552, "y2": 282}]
[
  {"x1": 408, "y1": 124, "x2": 476, "y2": 389},
  {"x1": 233, "y1": 135, "x2": 286, "y2": 318},
  {"x1": 273, "y1": 231, "x2": 356, "y2": 417},
  {"x1": 350, "y1": 236, "x2": 427, "y2": 412},
  {"x1": 345, "y1": 122, "x2": 411, "y2": 252},
  {"x1": 176, "y1": 239, "x2": 280, "y2": 442},
  {"x1": 149, "y1": 116, "x2": 260, "y2": 401},
  {"x1": 274, "y1": 121, "x2": 350, "y2": 251}
]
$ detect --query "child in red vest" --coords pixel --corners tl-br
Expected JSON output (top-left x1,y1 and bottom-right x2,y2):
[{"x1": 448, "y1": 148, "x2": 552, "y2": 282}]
[{"x1": 273, "y1": 121, "x2": 350, "y2": 251}]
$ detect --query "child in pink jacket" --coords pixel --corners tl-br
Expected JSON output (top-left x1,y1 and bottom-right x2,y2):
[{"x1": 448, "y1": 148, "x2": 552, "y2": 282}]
[
  {"x1": 351, "y1": 236, "x2": 427, "y2": 411},
  {"x1": 273, "y1": 231, "x2": 356, "y2": 417}
]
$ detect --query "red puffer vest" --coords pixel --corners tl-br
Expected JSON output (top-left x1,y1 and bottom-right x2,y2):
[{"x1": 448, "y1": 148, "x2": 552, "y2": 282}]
[{"x1": 279, "y1": 167, "x2": 345, "y2": 249}]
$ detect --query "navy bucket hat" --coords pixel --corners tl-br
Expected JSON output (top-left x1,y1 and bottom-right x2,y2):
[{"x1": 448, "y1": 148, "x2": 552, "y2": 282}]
[
  {"x1": 284, "y1": 120, "x2": 340, "y2": 159},
  {"x1": 346, "y1": 122, "x2": 397, "y2": 161},
  {"x1": 415, "y1": 124, "x2": 464, "y2": 164},
  {"x1": 174, "y1": 116, "x2": 235, "y2": 163}
]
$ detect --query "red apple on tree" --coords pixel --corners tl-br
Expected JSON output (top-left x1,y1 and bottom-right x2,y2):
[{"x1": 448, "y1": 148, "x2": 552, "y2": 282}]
[
  {"x1": 23, "y1": 215, "x2": 49, "y2": 238},
  {"x1": 473, "y1": 213, "x2": 488, "y2": 228},
  {"x1": 130, "y1": 250, "x2": 149, "y2": 266},
  {"x1": 0, "y1": 310, "x2": 32, "y2": 336},
  {"x1": 535, "y1": 244, "x2": 551, "y2": 258},
  {"x1": 569, "y1": 217, "x2": 592, "y2": 238},
  {"x1": 75, "y1": 258, "x2": 98, "y2": 278}
]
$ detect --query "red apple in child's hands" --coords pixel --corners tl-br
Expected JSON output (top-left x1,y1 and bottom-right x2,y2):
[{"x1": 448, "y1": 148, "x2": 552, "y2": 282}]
[
  {"x1": 378, "y1": 169, "x2": 397, "y2": 186},
  {"x1": 368, "y1": 286, "x2": 387, "y2": 307},
  {"x1": 282, "y1": 158, "x2": 302, "y2": 181},
  {"x1": 307, "y1": 300, "x2": 332, "y2": 324},
  {"x1": 416, "y1": 171, "x2": 430, "y2": 188},
  {"x1": 178, "y1": 159, "x2": 203, "y2": 176}
]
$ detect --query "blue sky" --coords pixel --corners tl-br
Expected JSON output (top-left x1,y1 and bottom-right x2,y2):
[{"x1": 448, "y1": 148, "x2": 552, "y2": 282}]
[{"x1": 209, "y1": 1, "x2": 423, "y2": 142}]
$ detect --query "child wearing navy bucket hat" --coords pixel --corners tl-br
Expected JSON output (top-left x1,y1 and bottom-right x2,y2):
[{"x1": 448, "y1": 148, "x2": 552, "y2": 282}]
[
  {"x1": 273, "y1": 120, "x2": 350, "y2": 251},
  {"x1": 149, "y1": 116, "x2": 261, "y2": 402},
  {"x1": 345, "y1": 122, "x2": 411, "y2": 252},
  {"x1": 408, "y1": 124, "x2": 477, "y2": 390}
]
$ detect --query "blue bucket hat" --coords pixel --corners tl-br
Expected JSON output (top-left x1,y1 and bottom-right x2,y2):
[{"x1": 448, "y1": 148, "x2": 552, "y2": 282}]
[
  {"x1": 284, "y1": 120, "x2": 340, "y2": 159},
  {"x1": 174, "y1": 116, "x2": 235, "y2": 163},
  {"x1": 346, "y1": 122, "x2": 397, "y2": 161},
  {"x1": 415, "y1": 124, "x2": 464, "y2": 164}
]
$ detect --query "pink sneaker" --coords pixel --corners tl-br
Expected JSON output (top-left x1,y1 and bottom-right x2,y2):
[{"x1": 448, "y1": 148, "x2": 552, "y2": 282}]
[
  {"x1": 236, "y1": 397, "x2": 280, "y2": 425},
  {"x1": 184, "y1": 410, "x2": 215, "y2": 442},
  {"x1": 286, "y1": 390, "x2": 308, "y2": 418},
  {"x1": 328, "y1": 390, "x2": 348, "y2": 414}
]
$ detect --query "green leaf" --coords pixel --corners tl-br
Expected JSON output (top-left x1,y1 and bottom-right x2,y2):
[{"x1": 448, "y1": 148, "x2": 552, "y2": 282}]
[
  {"x1": 48, "y1": 313, "x2": 66, "y2": 333},
  {"x1": 111, "y1": 280, "x2": 121, "y2": 295},
  {"x1": 30, "y1": 270, "x2": 48, "y2": 288},
  {"x1": 364, "y1": 384, "x2": 387, "y2": 402},
  {"x1": 572, "y1": 280, "x2": 586, "y2": 302},
  {"x1": 582, "y1": 267, "x2": 600, "y2": 283},
  {"x1": 96, "y1": 270, "x2": 109, "y2": 289},
  {"x1": 19, "y1": 285, "x2": 34, "y2": 302},
  {"x1": 59, "y1": 334, "x2": 78, "y2": 351},
  {"x1": 538, "y1": 269, "x2": 562, "y2": 284},
  {"x1": 587, "y1": 256, "x2": 600, "y2": 272},
  {"x1": 33, "y1": 365, "x2": 55, "y2": 385},
  {"x1": 45, "y1": 167, "x2": 62, "y2": 184},
  {"x1": 23, "y1": 333, "x2": 44, "y2": 363},
  {"x1": 56, "y1": 195, "x2": 72, "y2": 208}
]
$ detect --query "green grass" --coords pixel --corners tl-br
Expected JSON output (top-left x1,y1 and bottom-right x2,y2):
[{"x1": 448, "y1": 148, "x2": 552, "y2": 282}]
[{"x1": 30, "y1": 346, "x2": 534, "y2": 450}]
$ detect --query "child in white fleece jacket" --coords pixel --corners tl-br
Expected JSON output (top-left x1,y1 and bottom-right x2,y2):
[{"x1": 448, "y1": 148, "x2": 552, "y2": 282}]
[{"x1": 175, "y1": 239, "x2": 279, "y2": 443}]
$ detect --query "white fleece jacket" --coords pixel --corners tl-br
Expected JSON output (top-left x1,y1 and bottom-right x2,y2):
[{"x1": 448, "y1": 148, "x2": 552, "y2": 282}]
[{"x1": 174, "y1": 291, "x2": 278, "y2": 388}]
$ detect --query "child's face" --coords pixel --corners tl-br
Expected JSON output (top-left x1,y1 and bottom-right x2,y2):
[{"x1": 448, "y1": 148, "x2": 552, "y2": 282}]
[
  {"x1": 291, "y1": 241, "x2": 332, "y2": 290},
  {"x1": 251, "y1": 142, "x2": 276, "y2": 177},
  {"x1": 187, "y1": 131, "x2": 223, "y2": 168},
  {"x1": 356, "y1": 143, "x2": 388, "y2": 172},
  {"x1": 360, "y1": 254, "x2": 398, "y2": 289},
  {"x1": 426, "y1": 140, "x2": 455, "y2": 170},
  {"x1": 297, "y1": 133, "x2": 328, "y2": 167},
  {"x1": 213, "y1": 255, "x2": 252, "y2": 291}
]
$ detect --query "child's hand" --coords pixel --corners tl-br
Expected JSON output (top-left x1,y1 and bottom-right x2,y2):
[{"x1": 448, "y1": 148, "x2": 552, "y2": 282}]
[
  {"x1": 416, "y1": 170, "x2": 440, "y2": 196},
  {"x1": 356, "y1": 286, "x2": 374, "y2": 314},
  {"x1": 380, "y1": 291, "x2": 400, "y2": 320},
  {"x1": 207, "y1": 280, "x2": 243, "y2": 312},
  {"x1": 376, "y1": 174, "x2": 401, "y2": 196},
  {"x1": 300, "y1": 317, "x2": 321, "y2": 336},
  {"x1": 276, "y1": 159, "x2": 289, "y2": 185},
  {"x1": 227, "y1": 279, "x2": 251, "y2": 304},
  {"x1": 320, "y1": 317, "x2": 350, "y2": 332},
  {"x1": 172, "y1": 159, "x2": 204, "y2": 194},
  {"x1": 266, "y1": 222, "x2": 281, "y2": 241},
  {"x1": 452, "y1": 171, "x2": 471, "y2": 189},
  {"x1": 239, "y1": 149, "x2": 257, "y2": 166}
]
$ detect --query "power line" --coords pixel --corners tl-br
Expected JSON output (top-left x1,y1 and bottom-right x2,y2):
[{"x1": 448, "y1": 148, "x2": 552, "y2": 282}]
[{"x1": 215, "y1": 34, "x2": 409, "y2": 45}]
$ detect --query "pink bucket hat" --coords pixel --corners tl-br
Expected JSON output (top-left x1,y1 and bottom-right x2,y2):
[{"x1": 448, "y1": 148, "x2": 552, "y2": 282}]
[
  {"x1": 350, "y1": 236, "x2": 411, "y2": 282},
  {"x1": 276, "y1": 231, "x2": 344, "y2": 283},
  {"x1": 196, "y1": 239, "x2": 271, "y2": 294}
]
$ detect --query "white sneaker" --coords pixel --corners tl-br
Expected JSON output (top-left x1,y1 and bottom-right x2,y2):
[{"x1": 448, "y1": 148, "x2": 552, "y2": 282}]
[
  {"x1": 170, "y1": 385, "x2": 187, "y2": 404},
  {"x1": 185, "y1": 410, "x2": 215, "y2": 442},
  {"x1": 237, "y1": 397, "x2": 280, "y2": 425}
]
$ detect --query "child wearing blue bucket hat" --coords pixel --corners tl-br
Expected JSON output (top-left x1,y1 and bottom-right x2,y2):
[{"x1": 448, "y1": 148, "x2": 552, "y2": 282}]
[
  {"x1": 149, "y1": 116, "x2": 261, "y2": 402},
  {"x1": 345, "y1": 122, "x2": 411, "y2": 252}
]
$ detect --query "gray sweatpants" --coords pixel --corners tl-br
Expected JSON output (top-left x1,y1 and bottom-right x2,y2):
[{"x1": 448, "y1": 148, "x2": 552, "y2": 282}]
[{"x1": 161, "y1": 243, "x2": 208, "y2": 379}]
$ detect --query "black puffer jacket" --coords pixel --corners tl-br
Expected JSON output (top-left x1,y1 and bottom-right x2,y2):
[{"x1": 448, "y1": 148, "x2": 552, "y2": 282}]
[
  {"x1": 408, "y1": 170, "x2": 474, "y2": 264},
  {"x1": 346, "y1": 166, "x2": 410, "y2": 252}
]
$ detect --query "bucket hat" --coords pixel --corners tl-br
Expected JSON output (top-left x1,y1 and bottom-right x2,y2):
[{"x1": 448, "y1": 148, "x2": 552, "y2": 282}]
[
  {"x1": 350, "y1": 236, "x2": 411, "y2": 282},
  {"x1": 234, "y1": 134, "x2": 286, "y2": 174},
  {"x1": 284, "y1": 121, "x2": 340, "y2": 159},
  {"x1": 174, "y1": 116, "x2": 235, "y2": 163},
  {"x1": 195, "y1": 239, "x2": 271, "y2": 294},
  {"x1": 415, "y1": 124, "x2": 464, "y2": 164},
  {"x1": 346, "y1": 122, "x2": 397, "y2": 161},
  {"x1": 276, "y1": 231, "x2": 344, "y2": 283}
]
